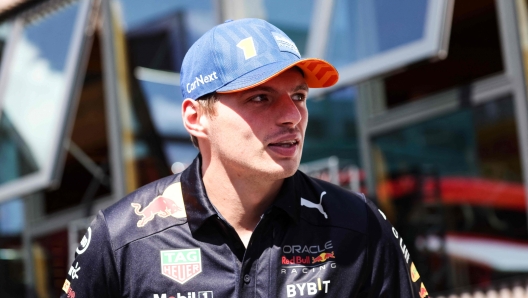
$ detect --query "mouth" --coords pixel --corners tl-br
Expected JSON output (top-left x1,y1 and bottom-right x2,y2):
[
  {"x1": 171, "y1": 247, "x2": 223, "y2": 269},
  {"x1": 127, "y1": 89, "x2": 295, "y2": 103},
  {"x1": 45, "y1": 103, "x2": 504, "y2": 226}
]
[
  {"x1": 268, "y1": 139, "x2": 299, "y2": 148},
  {"x1": 267, "y1": 137, "x2": 301, "y2": 158}
]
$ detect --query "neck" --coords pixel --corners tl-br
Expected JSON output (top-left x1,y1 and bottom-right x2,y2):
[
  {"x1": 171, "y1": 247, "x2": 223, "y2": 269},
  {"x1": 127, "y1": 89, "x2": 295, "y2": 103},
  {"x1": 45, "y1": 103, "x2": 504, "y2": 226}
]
[{"x1": 201, "y1": 156, "x2": 283, "y2": 247}]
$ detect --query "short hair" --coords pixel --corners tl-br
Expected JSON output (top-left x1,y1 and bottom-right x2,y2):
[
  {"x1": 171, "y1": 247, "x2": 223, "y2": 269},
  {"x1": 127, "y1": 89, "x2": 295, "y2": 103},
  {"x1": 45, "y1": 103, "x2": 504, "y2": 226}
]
[{"x1": 190, "y1": 92, "x2": 218, "y2": 149}]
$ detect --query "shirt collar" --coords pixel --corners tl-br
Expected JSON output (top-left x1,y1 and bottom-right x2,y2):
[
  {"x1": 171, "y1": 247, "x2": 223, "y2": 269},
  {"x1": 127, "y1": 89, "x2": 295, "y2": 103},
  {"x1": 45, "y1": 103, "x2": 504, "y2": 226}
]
[
  {"x1": 271, "y1": 172, "x2": 301, "y2": 224},
  {"x1": 181, "y1": 154, "x2": 302, "y2": 234},
  {"x1": 181, "y1": 155, "x2": 218, "y2": 234}
]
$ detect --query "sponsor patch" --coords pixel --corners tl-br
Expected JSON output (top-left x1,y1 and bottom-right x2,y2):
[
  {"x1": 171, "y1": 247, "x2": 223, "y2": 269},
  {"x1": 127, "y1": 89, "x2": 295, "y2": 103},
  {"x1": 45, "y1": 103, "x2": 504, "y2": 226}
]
[
  {"x1": 281, "y1": 262, "x2": 337, "y2": 275},
  {"x1": 131, "y1": 182, "x2": 186, "y2": 227},
  {"x1": 281, "y1": 240, "x2": 336, "y2": 274},
  {"x1": 300, "y1": 191, "x2": 328, "y2": 219},
  {"x1": 378, "y1": 208, "x2": 412, "y2": 264},
  {"x1": 67, "y1": 286, "x2": 76, "y2": 298},
  {"x1": 68, "y1": 262, "x2": 81, "y2": 279},
  {"x1": 272, "y1": 32, "x2": 300, "y2": 57},
  {"x1": 312, "y1": 251, "x2": 335, "y2": 264},
  {"x1": 237, "y1": 37, "x2": 257, "y2": 60},
  {"x1": 286, "y1": 278, "x2": 330, "y2": 297},
  {"x1": 160, "y1": 248, "x2": 202, "y2": 284},
  {"x1": 186, "y1": 72, "x2": 218, "y2": 94},
  {"x1": 411, "y1": 262, "x2": 420, "y2": 282},
  {"x1": 419, "y1": 282, "x2": 428, "y2": 298},
  {"x1": 154, "y1": 291, "x2": 213, "y2": 298},
  {"x1": 62, "y1": 279, "x2": 70, "y2": 293},
  {"x1": 282, "y1": 241, "x2": 333, "y2": 255},
  {"x1": 76, "y1": 227, "x2": 91, "y2": 255},
  {"x1": 378, "y1": 209, "x2": 387, "y2": 220}
]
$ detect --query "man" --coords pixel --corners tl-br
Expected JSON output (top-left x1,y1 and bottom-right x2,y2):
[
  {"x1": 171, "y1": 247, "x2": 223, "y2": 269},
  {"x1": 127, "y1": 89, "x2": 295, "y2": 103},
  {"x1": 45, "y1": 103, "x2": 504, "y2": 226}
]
[{"x1": 61, "y1": 18, "x2": 428, "y2": 298}]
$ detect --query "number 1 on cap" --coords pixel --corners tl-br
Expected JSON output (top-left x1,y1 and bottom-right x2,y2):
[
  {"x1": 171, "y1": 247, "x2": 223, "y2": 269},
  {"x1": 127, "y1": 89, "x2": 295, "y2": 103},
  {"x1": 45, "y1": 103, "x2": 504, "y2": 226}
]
[{"x1": 237, "y1": 37, "x2": 257, "y2": 60}]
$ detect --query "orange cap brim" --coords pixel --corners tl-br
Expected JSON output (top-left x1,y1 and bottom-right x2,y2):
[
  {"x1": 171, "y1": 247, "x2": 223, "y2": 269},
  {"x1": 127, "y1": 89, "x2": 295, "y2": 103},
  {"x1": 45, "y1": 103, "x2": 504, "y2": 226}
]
[{"x1": 217, "y1": 58, "x2": 339, "y2": 94}]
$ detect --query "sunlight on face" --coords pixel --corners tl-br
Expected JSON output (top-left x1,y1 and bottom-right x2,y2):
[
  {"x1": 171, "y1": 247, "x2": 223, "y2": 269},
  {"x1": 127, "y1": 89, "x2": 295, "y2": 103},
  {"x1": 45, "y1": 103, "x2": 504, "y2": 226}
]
[{"x1": 205, "y1": 68, "x2": 309, "y2": 181}]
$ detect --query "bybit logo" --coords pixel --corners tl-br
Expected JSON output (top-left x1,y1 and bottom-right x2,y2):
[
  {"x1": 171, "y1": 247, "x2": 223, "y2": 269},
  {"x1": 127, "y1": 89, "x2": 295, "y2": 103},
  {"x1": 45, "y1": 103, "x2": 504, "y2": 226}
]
[{"x1": 286, "y1": 278, "x2": 330, "y2": 297}]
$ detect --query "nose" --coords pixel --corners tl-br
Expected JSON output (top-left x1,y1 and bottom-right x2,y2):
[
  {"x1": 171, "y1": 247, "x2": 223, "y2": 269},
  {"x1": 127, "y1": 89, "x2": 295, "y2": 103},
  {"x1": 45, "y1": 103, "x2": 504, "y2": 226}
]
[{"x1": 276, "y1": 94, "x2": 303, "y2": 127}]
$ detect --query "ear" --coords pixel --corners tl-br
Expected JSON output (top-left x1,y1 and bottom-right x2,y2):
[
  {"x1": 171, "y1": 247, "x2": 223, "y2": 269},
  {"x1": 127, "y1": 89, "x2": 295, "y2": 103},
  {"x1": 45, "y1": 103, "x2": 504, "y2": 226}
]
[{"x1": 182, "y1": 98, "x2": 208, "y2": 139}]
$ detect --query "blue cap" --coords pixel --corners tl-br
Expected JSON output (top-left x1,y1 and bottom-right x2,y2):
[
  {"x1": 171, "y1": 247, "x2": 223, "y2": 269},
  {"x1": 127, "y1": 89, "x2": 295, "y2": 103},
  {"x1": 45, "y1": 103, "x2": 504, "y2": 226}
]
[{"x1": 180, "y1": 18, "x2": 339, "y2": 100}]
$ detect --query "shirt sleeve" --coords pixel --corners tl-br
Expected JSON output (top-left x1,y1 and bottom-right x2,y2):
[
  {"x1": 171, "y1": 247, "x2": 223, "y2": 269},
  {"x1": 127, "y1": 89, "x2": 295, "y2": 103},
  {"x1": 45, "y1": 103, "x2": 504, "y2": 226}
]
[
  {"x1": 59, "y1": 211, "x2": 120, "y2": 298},
  {"x1": 364, "y1": 197, "x2": 429, "y2": 298}
]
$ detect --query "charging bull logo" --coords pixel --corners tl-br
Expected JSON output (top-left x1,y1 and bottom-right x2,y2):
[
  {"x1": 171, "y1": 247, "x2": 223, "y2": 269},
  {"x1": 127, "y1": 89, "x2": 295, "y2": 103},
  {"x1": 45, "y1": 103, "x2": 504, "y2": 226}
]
[
  {"x1": 312, "y1": 251, "x2": 335, "y2": 264},
  {"x1": 130, "y1": 182, "x2": 186, "y2": 227}
]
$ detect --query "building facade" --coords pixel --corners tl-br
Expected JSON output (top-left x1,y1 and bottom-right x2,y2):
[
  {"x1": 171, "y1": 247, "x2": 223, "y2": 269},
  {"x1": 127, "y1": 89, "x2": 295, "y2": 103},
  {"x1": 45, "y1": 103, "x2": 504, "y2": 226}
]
[{"x1": 1, "y1": 0, "x2": 528, "y2": 297}]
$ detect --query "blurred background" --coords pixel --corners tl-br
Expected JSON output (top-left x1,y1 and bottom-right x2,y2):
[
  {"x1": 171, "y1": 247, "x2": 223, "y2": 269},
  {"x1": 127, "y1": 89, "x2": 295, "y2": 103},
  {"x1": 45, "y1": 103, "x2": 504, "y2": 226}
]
[{"x1": 1, "y1": 0, "x2": 528, "y2": 297}]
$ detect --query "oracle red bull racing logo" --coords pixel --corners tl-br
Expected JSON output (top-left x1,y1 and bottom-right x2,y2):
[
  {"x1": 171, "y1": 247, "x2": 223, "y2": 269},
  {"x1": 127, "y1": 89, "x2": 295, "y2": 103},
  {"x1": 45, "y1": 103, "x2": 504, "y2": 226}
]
[
  {"x1": 131, "y1": 182, "x2": 186, "y2": 227},
  {"x1": 281, "y1": 251, "x2": 335, "y2": 265},
  {"x1": 312, "y1": 251, "x2": 335, "y2": 264},
  {"x1": 281, "y1": 241, "x2": 337, "y2": 274},
  {"x1": 281, "y1": 240, "x2": 334, "y2": 266}
]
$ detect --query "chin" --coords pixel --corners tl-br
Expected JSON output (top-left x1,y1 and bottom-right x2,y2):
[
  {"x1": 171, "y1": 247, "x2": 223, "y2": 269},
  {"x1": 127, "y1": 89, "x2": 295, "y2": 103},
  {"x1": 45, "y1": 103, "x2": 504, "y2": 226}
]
[{"x1": 269, "y1": 159, "x2": 299, "y2": 178}]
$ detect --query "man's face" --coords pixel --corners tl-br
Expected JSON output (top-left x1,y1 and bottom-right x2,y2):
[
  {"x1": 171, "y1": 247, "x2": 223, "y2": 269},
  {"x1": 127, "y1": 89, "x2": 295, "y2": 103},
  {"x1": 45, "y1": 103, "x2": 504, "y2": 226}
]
[{"x1": 204, "y1": 67, "x2": 308, "y2": 180}]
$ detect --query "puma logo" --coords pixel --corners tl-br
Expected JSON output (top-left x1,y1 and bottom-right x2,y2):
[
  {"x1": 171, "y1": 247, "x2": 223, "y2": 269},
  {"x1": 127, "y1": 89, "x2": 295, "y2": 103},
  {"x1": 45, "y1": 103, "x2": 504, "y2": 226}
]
[{"x1": 301, "y1": 191, "x2": 328, "y2": 219}]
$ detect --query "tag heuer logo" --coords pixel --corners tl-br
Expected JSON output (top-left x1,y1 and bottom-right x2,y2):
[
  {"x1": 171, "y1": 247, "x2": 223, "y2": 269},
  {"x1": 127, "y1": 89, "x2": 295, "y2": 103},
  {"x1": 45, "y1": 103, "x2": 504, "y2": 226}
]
[{"x1": 160, "y1": 248, "x2": 202, "y2": 284}]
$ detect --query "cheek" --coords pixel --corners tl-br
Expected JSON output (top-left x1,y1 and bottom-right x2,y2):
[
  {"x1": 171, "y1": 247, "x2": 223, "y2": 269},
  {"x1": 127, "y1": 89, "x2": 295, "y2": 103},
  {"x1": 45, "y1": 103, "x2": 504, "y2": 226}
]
[
  {"x1": 300, "y1": 107, "x2": 309, "y2": 131},
  {"x1": 211, "y1": 113, "x2": 257, "y2": 144}
]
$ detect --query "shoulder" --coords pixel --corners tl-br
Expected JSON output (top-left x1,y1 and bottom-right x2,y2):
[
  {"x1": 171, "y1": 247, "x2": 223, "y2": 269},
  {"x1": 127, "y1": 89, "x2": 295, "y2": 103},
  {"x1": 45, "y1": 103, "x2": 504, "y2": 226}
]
[
  {"x1": 99, "y1": 173, "x2": 186, "y2": 251},
  {"x1": 295, "y1": 171, "x2": 377, "y2": 234},
  {"x1": 295, "y1": 171, "x2": 398, "y2": 242}
]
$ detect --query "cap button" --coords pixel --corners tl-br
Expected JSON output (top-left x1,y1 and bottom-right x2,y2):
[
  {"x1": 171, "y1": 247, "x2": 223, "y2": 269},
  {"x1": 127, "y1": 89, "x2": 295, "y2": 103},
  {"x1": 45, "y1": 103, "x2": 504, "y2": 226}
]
[{"x1": 224, "y1": 19, "x2": 233, "y2": 23}]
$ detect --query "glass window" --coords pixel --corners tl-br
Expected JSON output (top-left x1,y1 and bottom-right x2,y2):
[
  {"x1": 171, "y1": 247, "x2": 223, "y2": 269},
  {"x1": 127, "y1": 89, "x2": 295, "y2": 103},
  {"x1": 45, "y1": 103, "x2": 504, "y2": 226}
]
[
  {"x1": 136, "y1": 72, "x2": 198, "y2": 170},
  {"x1": 137, "y1": 76, "x2": 187, "y2": 137},
  {"x1": 0, "y1": 0, "x2": 92, "y2": 202},
  {"x1": 0, "y1": 198, "x2": 25, "y2": 297},
  {"x1": 372, "y1": 96, "x2": 525, "y2": 293},
  {"x1": 114, "y1": 0, "x2": 216, "y2": 187},
  {"x1": 44, "y1": 34, "x2": 111, "y2": 215},
  {"x1": 381, "y1": 0, "x2": 503, "y2": 110},
  {"x1": 301, "y1": 87, "x2": 362, "y2": 190},
  {"x1": 324, "y1": 0, "x2": 452, "y2": 85},
  {"x1": 120, "y1": 0, "x2": 216, "y2": 72},
  {"x1": 327, "y1": 0, "x2": 427, "y2": 67},
  {"x1": 0, "y1": 198, "x2": 23, "y2": 235}
]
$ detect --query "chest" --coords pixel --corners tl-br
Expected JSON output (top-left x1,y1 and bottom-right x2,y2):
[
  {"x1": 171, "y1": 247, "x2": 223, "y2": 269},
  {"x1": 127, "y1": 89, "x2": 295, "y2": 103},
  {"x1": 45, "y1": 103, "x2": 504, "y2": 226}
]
[{"x1": 115, "y1": 220, "x2": 369, "y2": 298}]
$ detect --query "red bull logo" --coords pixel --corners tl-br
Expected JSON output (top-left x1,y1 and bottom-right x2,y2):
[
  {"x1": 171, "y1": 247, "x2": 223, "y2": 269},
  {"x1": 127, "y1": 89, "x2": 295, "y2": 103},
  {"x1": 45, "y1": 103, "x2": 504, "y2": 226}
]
[
  {"x1": 282, "y1": 256, "x2": 311, "y2": 265},
  {"x1": 312, "y1": 251, "x2": 335, "y2": 264},
  {"x1": 130, "y1": 183, "x2": 186, "y2": 227}
]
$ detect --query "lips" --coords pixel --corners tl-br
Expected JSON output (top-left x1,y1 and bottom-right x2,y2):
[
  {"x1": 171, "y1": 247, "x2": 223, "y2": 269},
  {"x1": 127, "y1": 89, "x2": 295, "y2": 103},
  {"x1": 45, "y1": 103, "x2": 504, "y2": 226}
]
[
  {"x1": 268, "y1": 140, "x2": 299, "y2": 148},
  {"x1": 267, "y1": 136, "x2": 301, "y2": 157}
]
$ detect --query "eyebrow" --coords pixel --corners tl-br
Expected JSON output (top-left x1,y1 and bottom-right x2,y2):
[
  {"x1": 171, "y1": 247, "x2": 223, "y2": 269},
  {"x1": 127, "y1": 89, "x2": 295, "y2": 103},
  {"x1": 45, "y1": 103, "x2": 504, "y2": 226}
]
[
  {"x1": 241, "y1": 83, "x2": 309, "y2": 96},
  {"x1": 293, "y1": 83, "x2": 309, "y2": 92}
]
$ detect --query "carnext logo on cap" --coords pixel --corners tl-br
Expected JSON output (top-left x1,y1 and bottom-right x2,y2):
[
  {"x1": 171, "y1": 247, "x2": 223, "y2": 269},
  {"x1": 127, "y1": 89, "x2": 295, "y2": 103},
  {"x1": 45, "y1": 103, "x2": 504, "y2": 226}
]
[{"x1": 186, "y1": 72, "x2": 218, "y2": 93}]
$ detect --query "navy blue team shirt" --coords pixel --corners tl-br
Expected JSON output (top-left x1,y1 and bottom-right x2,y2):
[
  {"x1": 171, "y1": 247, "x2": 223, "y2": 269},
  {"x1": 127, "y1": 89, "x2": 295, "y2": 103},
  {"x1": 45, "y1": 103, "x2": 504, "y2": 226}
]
[{"x1": 60, "y1": 155, "x2": 429, "y2": 298}]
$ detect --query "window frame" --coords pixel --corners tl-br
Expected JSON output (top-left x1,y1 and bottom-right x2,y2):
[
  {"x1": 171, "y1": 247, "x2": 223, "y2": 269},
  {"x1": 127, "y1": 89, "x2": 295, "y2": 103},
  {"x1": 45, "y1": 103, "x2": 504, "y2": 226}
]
[
  {"x1": 0, "y1": 0, "x2": 94, "y2": 203},
  {"x1": 308, "y1": 0, "x2": 454, "y2": 98}
]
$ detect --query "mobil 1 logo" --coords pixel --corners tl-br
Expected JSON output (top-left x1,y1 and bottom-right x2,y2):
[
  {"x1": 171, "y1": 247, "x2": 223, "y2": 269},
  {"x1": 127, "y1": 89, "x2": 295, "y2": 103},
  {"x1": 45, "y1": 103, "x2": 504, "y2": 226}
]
[{"x1": 154, "y1": 292, "x2": 213, "y2": 298}]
